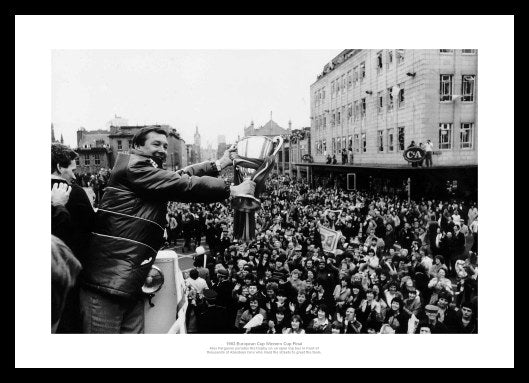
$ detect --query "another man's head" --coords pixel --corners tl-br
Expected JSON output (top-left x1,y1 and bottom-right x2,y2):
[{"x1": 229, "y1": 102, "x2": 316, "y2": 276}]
[
  {"x1": 132, "y1": 126, "x2": 168, "y2": 164},
  {"x1": 425, "y1": 305, "x2": 439, "y2": 323},
  {"x1": 249, "y1": 297, "x2": 260, "y2": 311},
  {"x1": 51, "y1": 143, "x2": 78, "y2": 183},
  {"x1": 189, "y1": 269, "x2": 199, "y2": 281},
  {"x1": 460, "y1": 303, "x2": 474, "y2": 320}
]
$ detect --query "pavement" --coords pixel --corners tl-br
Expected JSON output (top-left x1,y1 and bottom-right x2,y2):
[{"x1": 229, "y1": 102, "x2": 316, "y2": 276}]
[{"x1": 160, "y1": 237, "x2": 211, "y2": 273}]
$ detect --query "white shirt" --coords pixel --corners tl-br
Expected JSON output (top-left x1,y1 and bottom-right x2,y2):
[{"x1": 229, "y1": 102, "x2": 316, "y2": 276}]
[
  {"x1": 186, "y1": 277, "x2": 208, "y2": 295},
  {"x1": 424, "y1": 142, "x2": 434, "y2": 152},
  {"x1": 452, "y1": 214, "x2": 461, "y2": 227}
]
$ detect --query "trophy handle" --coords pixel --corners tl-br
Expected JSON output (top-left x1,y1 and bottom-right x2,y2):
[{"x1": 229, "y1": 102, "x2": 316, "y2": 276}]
[{"x1": 271, "y1": 136, "x2": 284, "y2": 157}]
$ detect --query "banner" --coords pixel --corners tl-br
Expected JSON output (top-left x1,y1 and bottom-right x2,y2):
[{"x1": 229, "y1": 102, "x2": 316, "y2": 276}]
[{"x1": 319, "y1": 225, "x2": 341, "y2": 254}]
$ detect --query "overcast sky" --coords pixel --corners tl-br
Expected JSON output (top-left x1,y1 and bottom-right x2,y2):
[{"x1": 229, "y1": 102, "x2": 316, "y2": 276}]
[{"x1": 52, "y1": 50, "x2": 341, "y2": 147}]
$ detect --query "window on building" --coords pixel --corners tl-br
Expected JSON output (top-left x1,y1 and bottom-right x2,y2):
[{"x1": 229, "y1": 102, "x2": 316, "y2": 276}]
[
  {"x1": 354, "y1": 101, "x2": 359, "y2": 121},
  {"x1": 440, "y1": 49, "x2": 454, "y2": 53},
  {"x1": 336, "y1": 79, "x2": 341, "y2": 93},
  {"x1": 440, "y1": 74, "x2": 453, "y2": 102},
  {"x1": 347, "y1": 103, "x2": 353, "y2": 121},
  {"x1": 342, "y1": 137, "x2": 347, "y2": 153},
  {"x1": 362, "y1": 133, "x2": 367, "y2": 152},
  {"x1": 396, "y1": 49, "x2": 405, "y2": 64},
  {"x1": 331, "y1": 111, "x2": 335, "y2": 127},
  {"x1": 439, "y1": 123, "x2": 453, "y2": 149},
  {"x1": 342, "y1": 75, "x2": 346, "y2": 93},
  {"x1": 397, "y1": 84, "x2": 405, "y2": 108},
  {"x1": 387, "y1": 87, "x2": 394, "y2": 110},
  {"x1": 117, "y1": 140, "x2": 122, "y2": 150},
  {"x1": 376, "y1": 51, "x2": 383, "y2": 74},
  {"x1": 332, "y1": 138, "x2": 336, "y2": 154},
  {"x1": 353, "y1": 67, "x2": 358, "y2": 84},
  {"x1": 337, "y1": 111, "x2": 341, "y2": 125},
  {"x1": 75, "y1": 157, "x2": 80, "y2": 166},
  {"x1": 94, "y1": 153, "x2": 101, "y2": 165},
  {"x1": 360, "y1": 62, "x2": 366, "y2": 81},
  {"x1": 323, "y1": 139, "x2": 327, "y2": 153},
  {"x1": 84, "y1": 155, "x2": 90, "y2": 165},
  {"x1": 460, "y1": 123, "x2": 474, "y2": 149},
  {"x1": 462, "y1": 75, "x2": 476, "y2": 102},
  {"x1": 397, "y1": 127, "x2": 405, "y2": 151},
  {"x1": 347, "y1": 71, "x2": 352, "y2": 88},
  {"x1": 378, "y1": 131, "x2": 384, "y2": 152},
  {"x1": 361, "y1": 98, "x2": 366, "y2": 118},
  {"x1": 337, "y1": 137, "x2": 341, "y2": 154},
  {"x1": 354, "y1": 134, "x2": 360, "y2": 153},
  {"x1": 377, "y1": 91, "x2": 384, "y2": 113},
  {"x1": 348, "y1": 135, "x2": 353, "y2": 149},
  {"x1": 386, "y1": 50, "x2": 393, "y2": 69},
  {"x1": 322, "y1": 88, "x2": 326, "y2": 99},
  {"x1": 462, "y1": 49, "x2": 477, "y2": 54},
  {"x1": 387, "y1": 129, "x2": 394, "y2": 152}
]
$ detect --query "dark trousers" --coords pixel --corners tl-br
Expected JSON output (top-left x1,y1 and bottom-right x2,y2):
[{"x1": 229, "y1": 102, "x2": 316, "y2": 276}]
[
  {"x1": 425, "y1": 152, "x2": 433, "y2": 167},
  {"x1": 471, "y1": 232, "x2": 478, "y2": 252},
  {"x1": 79, "y1": 287, "x2": 145, "y2": 334}
]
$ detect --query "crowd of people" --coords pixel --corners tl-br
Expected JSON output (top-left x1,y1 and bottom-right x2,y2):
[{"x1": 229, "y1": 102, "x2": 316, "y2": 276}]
[
  {"x1": 75, "y1": 168, "x2": 112, "y2": 206},
  {"x1": 51, "y1": 130, "x2": 478, "y2": 335},
  {"x1": 177, "y1": 174, "x2": 478, "y2": 334}
]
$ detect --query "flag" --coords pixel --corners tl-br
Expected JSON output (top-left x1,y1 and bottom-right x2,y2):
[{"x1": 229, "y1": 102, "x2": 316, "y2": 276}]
[{"x1": 319, "y1": 225, "x2": 341, "y2": 254}]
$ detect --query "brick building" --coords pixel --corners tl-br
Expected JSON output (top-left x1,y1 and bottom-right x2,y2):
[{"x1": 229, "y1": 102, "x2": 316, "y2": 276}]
[
  {"x1": 304, "y1": 49, "x2": 478, "y2": 199},
  {"x1": 75, "y1": 127, "x2": 112, "y2": 174}
]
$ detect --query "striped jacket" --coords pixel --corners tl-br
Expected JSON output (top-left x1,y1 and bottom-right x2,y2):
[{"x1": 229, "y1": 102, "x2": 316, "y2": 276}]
[{"x1": 81, "y1": 150, "x2": 229, "y2": 299}]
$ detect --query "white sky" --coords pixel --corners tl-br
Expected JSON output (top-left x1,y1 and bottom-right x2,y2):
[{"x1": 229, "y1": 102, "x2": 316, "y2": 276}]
[{"x1": 52, "y1": 50, "x2": 340, "y2": 147}]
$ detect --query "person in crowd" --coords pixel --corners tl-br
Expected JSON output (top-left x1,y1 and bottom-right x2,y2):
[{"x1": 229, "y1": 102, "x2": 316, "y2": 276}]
[
  {"x1": 238, "y1": 297, "x2": 268, "y2": 333},
  {"x1": 384, "y1": 296, "x2": 410, "y2": 334},
  {"x1": 418, "y1": 305, "x2": 448, "y2": 334},
  {"x1": 78, "y1": 126, "x2": 255, "y2": 333},
  {"x1": 306, "y1": 304, "x2": 332, "y2": 333},
  {"x1": 283, "y1": 314, "x2": 306, "y2": 334},
  {"x1": 185, "y1": 269, "x2": 208, "y2": 296},
  {"x1": 51, "y1": 143, "x2": 97, "y2": 333},
  {"x1": 338, "y1": 306, "x2": 362, "y2": 334},
  {"x1": 448, "y1": 301, "x2": 478, "y2": 334}
]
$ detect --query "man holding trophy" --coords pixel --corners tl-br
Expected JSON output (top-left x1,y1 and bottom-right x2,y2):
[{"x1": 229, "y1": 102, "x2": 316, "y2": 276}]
[{"x1": 79, "y1": 126, "x2": 255, "y2": 334}]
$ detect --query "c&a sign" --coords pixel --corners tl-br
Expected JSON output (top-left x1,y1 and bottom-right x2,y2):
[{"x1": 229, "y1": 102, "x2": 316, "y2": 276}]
[{"x1": 403, "y1": 147, "x2": 426, "y2": 163}]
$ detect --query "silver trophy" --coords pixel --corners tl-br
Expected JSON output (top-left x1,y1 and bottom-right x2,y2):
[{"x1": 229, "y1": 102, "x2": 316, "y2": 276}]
[
  {"x1": 231, "y1": 135, "x2": 284, "y2": 212},
  {"x1": 231, "y1": 135, "x2": 283, "y2": 241}
]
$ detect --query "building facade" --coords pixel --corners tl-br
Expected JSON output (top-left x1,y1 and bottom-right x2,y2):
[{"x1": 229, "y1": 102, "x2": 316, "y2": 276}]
[
  {"x1": 75, "y1": 127, "x2": 112, "y2": 174},
  {"x1": 311, "y1": 49, "x2": 477, "y2": 166},
  {"x1": 306, "y1": 49, "x2": 478, "y2": 199}
]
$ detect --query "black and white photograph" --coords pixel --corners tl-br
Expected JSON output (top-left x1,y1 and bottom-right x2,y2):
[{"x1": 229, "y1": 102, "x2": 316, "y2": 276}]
[{"x1": 15, "y1": 15, "x2": 514, "y2": 368}]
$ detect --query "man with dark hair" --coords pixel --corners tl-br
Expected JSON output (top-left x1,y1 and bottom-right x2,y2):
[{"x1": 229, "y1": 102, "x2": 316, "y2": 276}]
[
  {"x1": 51, "y1": 143, "x2": 96, "y2": 333},
  {"x1": 79, "y1": 126, "x2": 255, "y2": 333}
]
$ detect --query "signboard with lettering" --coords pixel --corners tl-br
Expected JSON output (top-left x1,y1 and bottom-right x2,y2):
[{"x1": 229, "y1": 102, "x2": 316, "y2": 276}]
[{"x1": 403, "y1": 147, "x2": 426, "y2": 163}]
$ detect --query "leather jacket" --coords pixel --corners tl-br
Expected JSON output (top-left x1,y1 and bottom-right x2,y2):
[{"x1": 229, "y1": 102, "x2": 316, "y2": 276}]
[{"x1": 81, "y1": 150, "x2": 230, "y2": 299}]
